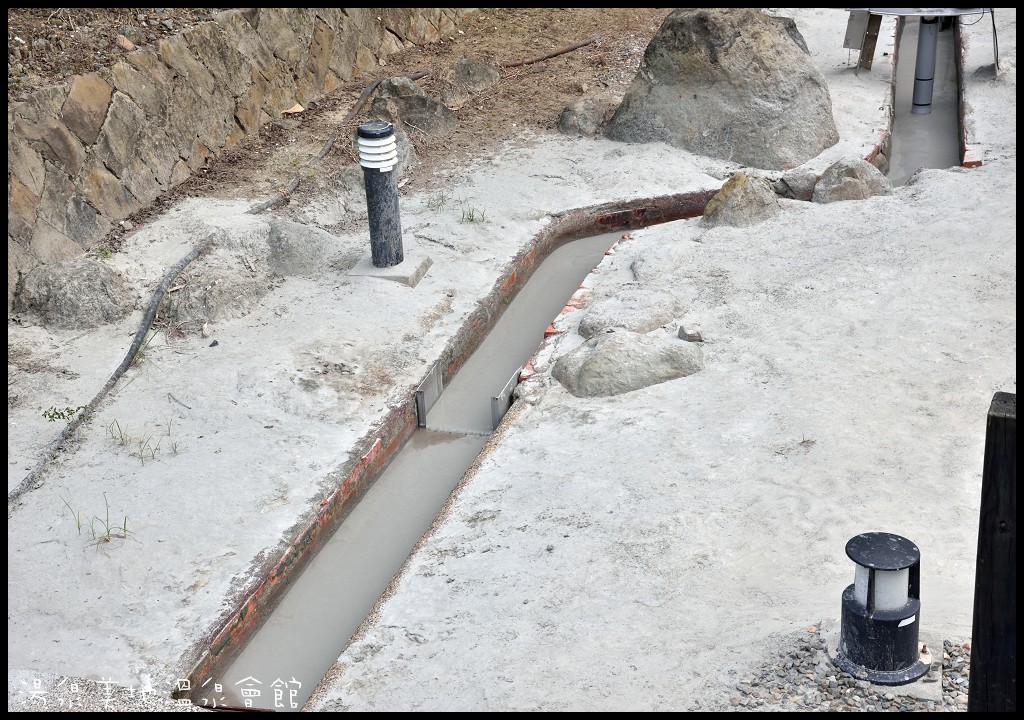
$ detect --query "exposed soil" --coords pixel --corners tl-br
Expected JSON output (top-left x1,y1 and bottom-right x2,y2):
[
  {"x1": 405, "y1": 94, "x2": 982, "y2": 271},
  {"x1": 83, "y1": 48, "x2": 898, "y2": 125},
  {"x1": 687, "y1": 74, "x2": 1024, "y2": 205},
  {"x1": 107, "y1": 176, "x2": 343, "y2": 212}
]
[
  {"x1": 7, "y1": 8, "x2": 674, "y2": 248},
  {"x1": 7, "y1": 8, "x2": 214, "y2": 101}
]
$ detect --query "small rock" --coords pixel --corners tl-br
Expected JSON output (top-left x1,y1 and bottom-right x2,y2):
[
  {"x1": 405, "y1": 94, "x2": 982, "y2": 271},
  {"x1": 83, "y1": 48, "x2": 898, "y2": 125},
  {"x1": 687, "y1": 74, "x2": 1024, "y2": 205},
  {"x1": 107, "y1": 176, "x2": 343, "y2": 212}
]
[
  {"x1": 678, "y1": 324, "x2": 704, "y2": 342},
  {"x1": 115, "y1": 34, "x2": 135, "y2": 51},
  {"x1": 209, "y1": 340, "x2": 219, "y2": 347}
]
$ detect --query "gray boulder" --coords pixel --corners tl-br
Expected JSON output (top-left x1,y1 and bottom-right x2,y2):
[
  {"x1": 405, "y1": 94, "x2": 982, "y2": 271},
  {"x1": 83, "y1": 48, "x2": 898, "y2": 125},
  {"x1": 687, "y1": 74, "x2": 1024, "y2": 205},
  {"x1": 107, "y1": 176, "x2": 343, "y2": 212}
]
[
  {"x1": 772, "y1": 168, "x2": 819, "y2": 201},
  {"x1": 603, "y1": 8, "x2": 839, "y2": 170},
  {"x1": 15, "y1": 256, "x2": 135, "y2": 328},
  {"x1": 267, "y1": 218, "x2": 338, "y2": 276},
  {"x1": 812, "y1": 157, "x2": 894, "y2": 204},
  {"x1": 439, "y1": 58, "x2": 500, "y2": 110},
  {"x1": 552, "y1": 330, "x2": 703, "y2": 398},
  {"x1": 869, "y1": 151, "x2": 890, "y2": 175},
  {"x1": 703, "y1": 172, "x2": 781, "y2": 227},
  {"x1": 577, "y1": 289, "x2": 686, "y2": 339},
  {"x1": 376, "y1": 76, "x2": 427, "y2": 99},
  {"x1": 370, "y1": 94, "x2": 457, "y2": 141},
  {"x1": 558, "y1": 98, "x2": 617, "y2": 137}
]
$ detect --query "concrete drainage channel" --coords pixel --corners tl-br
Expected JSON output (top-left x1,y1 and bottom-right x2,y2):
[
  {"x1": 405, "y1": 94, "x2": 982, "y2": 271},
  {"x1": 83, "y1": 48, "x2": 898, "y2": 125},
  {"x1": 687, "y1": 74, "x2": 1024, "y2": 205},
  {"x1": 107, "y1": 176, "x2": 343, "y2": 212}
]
[
  {"x1": 176, "y1": 16, "x2": 988, "y2": 708},
  {"x1": 863, "y1": 9, "x2": 992, "y2": 185},
  {"x1": 887, "y1": 12, "x2": 965, "y2": 185},
  {"x1": 179, "y1": 191, "x2": 715, "y2": 711}
]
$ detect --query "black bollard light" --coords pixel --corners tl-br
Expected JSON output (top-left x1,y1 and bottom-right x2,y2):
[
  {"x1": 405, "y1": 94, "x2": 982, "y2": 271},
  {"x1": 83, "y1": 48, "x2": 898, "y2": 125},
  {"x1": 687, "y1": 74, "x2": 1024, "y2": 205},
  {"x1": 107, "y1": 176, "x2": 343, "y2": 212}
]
[
  {"x1": 357, "y1": 120, "x2": 404, "y2": 268},
  {"x1": 832, "y1": 532, "x2": 929, "y2": 685}
]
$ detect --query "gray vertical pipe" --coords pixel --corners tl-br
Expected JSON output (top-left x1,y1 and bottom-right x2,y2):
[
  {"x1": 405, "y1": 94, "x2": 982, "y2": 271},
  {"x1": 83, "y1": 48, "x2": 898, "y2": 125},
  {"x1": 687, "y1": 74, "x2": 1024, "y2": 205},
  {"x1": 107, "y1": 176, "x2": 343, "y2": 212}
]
[
  {"x1": 357, "y1": 121, "x2": 404, "y2": 268},
  {"x1": 911, "y1": 16, "x2": 939, "y2": 115}
]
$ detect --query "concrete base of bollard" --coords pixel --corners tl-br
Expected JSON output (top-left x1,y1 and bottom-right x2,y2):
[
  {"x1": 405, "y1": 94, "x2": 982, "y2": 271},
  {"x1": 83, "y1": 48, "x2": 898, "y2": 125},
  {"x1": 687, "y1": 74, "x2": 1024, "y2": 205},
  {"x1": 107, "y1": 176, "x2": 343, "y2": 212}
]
[{"x1": 348, "y1": 251, "x2": 433, "y2": 288}]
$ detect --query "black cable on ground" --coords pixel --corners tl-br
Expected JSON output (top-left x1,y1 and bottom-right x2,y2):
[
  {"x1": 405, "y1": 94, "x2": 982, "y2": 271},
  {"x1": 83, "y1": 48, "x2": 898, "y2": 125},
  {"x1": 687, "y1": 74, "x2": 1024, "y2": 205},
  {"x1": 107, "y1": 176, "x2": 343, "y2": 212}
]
[{"x1": 8, "y1": 232, "x2": 219, "y2": 507}]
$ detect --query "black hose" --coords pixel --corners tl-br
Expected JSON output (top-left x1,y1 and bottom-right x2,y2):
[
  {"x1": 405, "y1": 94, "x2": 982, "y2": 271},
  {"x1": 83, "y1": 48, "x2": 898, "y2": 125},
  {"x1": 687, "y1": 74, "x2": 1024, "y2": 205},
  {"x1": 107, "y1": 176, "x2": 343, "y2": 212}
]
[{"x1": 8, "y1": 232, "x2": 219, "y2": 506}]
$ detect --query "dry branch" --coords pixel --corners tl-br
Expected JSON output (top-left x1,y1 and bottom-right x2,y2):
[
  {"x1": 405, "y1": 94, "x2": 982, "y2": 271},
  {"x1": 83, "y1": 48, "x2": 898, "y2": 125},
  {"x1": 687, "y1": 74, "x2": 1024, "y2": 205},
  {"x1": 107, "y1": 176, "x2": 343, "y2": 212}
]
[{"x1": 501, "y1": 36, "x2": 601, "y2": 68}]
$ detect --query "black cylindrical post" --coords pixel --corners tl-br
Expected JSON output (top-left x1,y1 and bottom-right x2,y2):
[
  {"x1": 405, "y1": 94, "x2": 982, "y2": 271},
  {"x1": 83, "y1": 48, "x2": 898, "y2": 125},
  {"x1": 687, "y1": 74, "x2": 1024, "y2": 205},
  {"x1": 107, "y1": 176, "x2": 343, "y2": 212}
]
[
  {"x1": 832, "y1": 532, "x2": 929, "y2": 686},
  {"x1": 357, "y1": 120, "x2": 403, "y2": 268}
]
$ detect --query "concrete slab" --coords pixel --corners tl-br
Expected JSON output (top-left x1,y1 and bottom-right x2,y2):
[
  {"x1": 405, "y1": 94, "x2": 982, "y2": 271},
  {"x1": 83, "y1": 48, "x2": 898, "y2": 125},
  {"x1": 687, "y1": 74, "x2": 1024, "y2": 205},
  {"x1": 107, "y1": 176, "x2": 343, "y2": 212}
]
[{"x1": 347, "y1": 250, "x2": 433, "y2": 288}]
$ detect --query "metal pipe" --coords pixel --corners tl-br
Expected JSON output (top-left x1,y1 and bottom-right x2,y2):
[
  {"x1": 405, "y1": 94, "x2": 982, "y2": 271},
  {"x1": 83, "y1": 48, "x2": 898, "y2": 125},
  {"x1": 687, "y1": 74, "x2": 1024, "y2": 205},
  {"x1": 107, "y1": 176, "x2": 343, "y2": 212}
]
[
  {"x1": 357, "y1": 120, "x2": 404, "y2": 268},
  {"x1": 911, "y1": 16, "x2": 939, "y2": 115}
]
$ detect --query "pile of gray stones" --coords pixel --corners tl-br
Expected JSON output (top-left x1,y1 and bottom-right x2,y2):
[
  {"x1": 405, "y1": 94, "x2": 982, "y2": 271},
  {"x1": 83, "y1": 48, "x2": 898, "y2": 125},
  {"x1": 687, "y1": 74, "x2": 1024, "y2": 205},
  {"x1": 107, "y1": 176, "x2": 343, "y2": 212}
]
[{"x1": 725, "y1": 626, "x2": 971, "y2": 712}]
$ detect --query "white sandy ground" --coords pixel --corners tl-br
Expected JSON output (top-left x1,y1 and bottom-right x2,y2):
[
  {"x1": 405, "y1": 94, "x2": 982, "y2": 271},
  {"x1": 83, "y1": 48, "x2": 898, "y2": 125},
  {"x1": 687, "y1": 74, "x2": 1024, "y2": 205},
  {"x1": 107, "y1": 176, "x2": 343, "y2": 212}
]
[{"x1": 7, "y1": 8, "x2": 1015, "y2": 712}]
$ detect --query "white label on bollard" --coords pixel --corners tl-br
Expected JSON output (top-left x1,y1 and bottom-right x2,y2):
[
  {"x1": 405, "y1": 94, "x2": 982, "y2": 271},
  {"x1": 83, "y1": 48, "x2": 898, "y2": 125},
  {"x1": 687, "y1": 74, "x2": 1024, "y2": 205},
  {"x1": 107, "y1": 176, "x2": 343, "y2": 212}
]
[{"x1": 898, "y1": 615, "x2": 917, "y2": 628}]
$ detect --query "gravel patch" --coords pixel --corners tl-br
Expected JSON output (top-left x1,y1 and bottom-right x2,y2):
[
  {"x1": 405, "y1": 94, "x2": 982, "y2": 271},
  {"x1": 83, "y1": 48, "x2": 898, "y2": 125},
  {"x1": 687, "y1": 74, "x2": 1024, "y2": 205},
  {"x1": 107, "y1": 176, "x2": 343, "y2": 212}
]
[{"x1": 727, "y1": 626, "x2": 971, "y2": 712}]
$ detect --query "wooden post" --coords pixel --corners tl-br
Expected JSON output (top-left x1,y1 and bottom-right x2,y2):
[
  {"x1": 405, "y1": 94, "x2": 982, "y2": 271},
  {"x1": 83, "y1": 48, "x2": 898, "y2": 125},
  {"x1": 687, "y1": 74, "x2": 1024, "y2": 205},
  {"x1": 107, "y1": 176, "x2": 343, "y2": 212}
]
[
  {"x1": 858, "y1": 14, "x2": 883, "y2": 71},
  {"x1": 968, "y1": 392, "x2": 1016, "y2": 712}
]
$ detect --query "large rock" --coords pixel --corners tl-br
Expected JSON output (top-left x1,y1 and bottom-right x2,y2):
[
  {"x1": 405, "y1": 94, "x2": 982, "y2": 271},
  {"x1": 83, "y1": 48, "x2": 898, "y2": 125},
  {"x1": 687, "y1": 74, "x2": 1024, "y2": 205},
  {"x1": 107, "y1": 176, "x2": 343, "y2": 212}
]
[
  {"x1": 14, "y1": 256, "x2": 135, "y2": 328},
  {"x1": 552, "y1": 330, "x2": 703, "y2": 398},
  {"x1": 702, "y1": 172, "x2": 781, "y2": 227},
  {"x1": 812, "y1": 157, "x2": 893, "y2": 203},
  {"x1": 558, "y1": 98, "x2": 617, "y2": 137},
  {"x1": 267, "y1": 218, "x2": 338, "y2": 276},
  {"x1": 376, "y1": 76, "x2": 427, "y2": 99},
  {"x1": 370, "y1": 94, "x2": 458, "y2": 141},
  {"x1": 603, "y1": 8, "x2": 839, "y2": 170},
  {"x1": 438, "y1": 58, "x2": 500, "y2": 110},
  {"x1": 577, "y1": 289, "x2": 687, "y2": 339},
  {"x1": 772, "y1": 167, "x2": 818, "y2": 201}
]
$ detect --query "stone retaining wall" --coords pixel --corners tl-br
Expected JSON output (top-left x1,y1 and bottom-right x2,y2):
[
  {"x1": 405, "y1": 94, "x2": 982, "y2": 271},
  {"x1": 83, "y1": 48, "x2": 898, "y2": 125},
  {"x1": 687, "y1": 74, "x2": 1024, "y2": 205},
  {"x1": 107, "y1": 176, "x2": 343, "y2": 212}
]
[{"x1": 7, "y1": 8, "x2": 471, "y2": 310}]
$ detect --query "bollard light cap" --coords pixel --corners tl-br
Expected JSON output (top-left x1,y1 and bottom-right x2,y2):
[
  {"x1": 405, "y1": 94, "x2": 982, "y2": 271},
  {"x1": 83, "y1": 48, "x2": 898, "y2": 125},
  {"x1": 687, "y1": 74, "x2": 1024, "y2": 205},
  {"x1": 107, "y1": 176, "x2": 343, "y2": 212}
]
[
  {"x1": 358, "y1": 120, "x2": 395, "y2": 140},
  {"x1": 845, "y1": 532, "x2": 920, "y2": 571}
]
